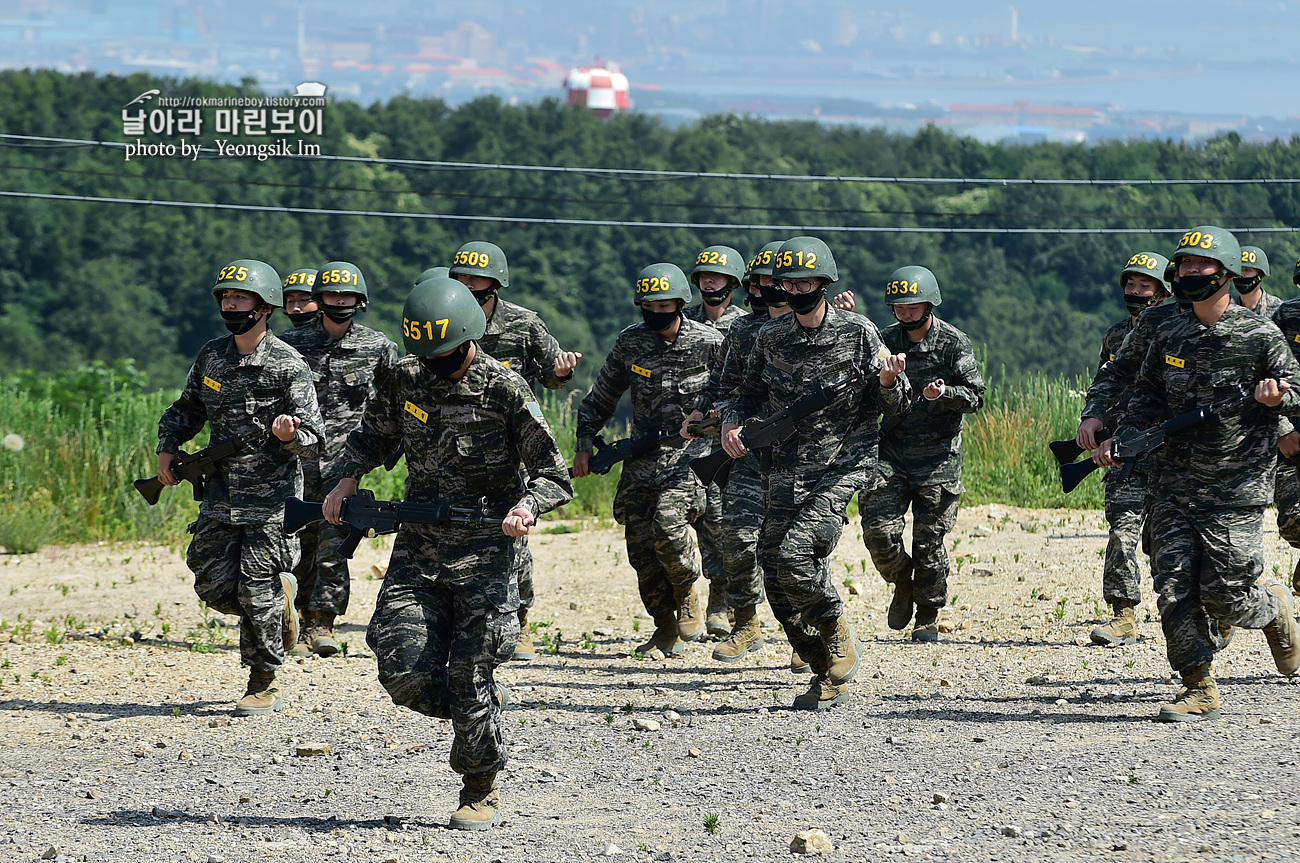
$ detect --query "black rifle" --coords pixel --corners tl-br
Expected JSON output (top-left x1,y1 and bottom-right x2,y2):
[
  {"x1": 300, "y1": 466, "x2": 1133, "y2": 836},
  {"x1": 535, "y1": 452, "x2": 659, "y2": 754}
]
[
  {"x1": 1056, "y1": 388, "x2": 1251, "y2": 494},
  {"x1": 134, "y1": 419, "x2": 267, "y2": 506},
  {"x1": 572, "y1": 417, "x2": 720, "y2": 477},
  {"x1": 1048, "y1": 426, "x2": 1113, "y2": 468},
  {"x1": 283, "y1": 489, "x2": 511, "y2": 559},
  {"x1": 689, "y1": 383, "x2": 843, "y2": 490}
]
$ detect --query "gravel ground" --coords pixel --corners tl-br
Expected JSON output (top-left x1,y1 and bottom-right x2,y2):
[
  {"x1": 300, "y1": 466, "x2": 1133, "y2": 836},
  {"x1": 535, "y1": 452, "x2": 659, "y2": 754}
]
[{"x1": 0, "y1": 504, "x2": 1298, "y2": 863}]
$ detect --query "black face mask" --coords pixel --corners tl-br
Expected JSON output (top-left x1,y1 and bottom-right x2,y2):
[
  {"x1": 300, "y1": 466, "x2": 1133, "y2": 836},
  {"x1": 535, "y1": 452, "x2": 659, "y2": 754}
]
[
  {"x1": 896, "y1": 309, "x2": 931, "y2": 331},
  {"x1": 471, "y1": 288, "x2": 497, "y2": 307},
  {"x1": 419, "y1": 343, "x2": 470, "y2": 379},
  {"x1": 744, "y1": 287, "x2": 768, "y2": 313},
  {"x1": 758, "y1": 281, "x2": 788, "y2": 309},
  {"x1": 1174, "y1": 271, "x2": 1227, "y2": 303},
  {"x1": 786, "y1": 285, "x2": 826, "y2": 315},
  {"x1": 641, "y1": 307, "x2": 681, "y2": 333},
  {"x1": 1123, "y1": 295, "x2": 1153, "y2": 317},
  {"x1": 286, "y1": 310, "x2": 319, "y2": 327},
  {"x1": 221, "y1": 308, "x2": 262, "y2": 335},
  {"x1": 1233, "y1": 275, "x2": 1263, "y2": 294},
  {"x1": 322, "y1": 304, "x2": 361, "y2": 324},
  {"x1": 701, "y1": 289, "x2": 731, "y2": 307}
]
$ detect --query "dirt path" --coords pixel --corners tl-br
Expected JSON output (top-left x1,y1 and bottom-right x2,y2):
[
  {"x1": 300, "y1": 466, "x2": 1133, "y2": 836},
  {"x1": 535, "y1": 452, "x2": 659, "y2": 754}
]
[{"x1": 0, "y1": 505, "x2": 1298, "y2": 862}]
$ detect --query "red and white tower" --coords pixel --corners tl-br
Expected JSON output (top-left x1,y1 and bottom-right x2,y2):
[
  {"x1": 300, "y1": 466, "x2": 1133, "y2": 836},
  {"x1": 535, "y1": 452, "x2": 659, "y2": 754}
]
[{"x1": 564, "y1": 63, "x2": 631, "y2": 117}]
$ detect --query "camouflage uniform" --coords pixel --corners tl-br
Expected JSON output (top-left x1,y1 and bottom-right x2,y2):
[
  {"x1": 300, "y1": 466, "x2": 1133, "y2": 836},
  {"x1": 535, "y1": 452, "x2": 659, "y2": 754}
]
[
  {"x1": 337, "y1": 352, "x2": 572, "y2": 776},
  {"x1": 859, "y1": 316, "x2": 984, "y2": 611},
  {"x1": 281, "y1": 318, "x2": 399, "y2": 617},
  {"x1": 1118, "y1": 304, "x2": 1299, "y2": 672},
  {"x1": 1232, "y1": 288, "x2": 1285, "y2": 320},
  {"x1": 1270, "y1": 298, "x2": 1300, "y2": 546},
  {"x1": 577, "y1": 319, "x2": 722, "y2": 623},
  {"x1": 158, "y1": 334, "x2": 324, "y2": 672},
  {"x1": 726, "y1": 307, "x2": 910, "y2": 676}
]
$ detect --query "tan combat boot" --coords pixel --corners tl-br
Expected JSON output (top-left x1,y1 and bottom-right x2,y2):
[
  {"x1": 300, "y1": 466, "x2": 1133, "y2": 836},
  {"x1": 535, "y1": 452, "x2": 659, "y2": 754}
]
[
  {"x1": 790, "y1": 649, "x2": 811, "y2": 674},
  {"x1": 635, "y1": 617, "x2": 685, "y2": 659},
  {"x1": 1090, "y1": 603, "x2": 1139, "y2": 646},
  {"x1": 512, "y1": 608, "x2": 536, "y2": 662},
  {"x1": 1157, "y1": 663, "x2": 1220, "y2": 722},
  {"x1": 792, "y1": 675, "x2": 851, "y2": 711},
  {"x1": 233, "y1": 669, "x2": 282, "y2": 716},
  {"x1": 289, "y1": 609, "x2": 313, "y2": 657},
  {"x1": 705, "y1": 582, "x2": 731, "y2": 638},
  {"x1": 448, "y1": 773, "x2": 500, "y2": 831},
  {"x1": 1260, "y1": 577, "x2": 1300, "y2": 676},
  {"x1": 911, "y1": 606, "x2": 940, "y2": 643},
  {"x1": 674, "y1": 582, "x2": 705, "y2": 642},
  {"x1": 817, "y1": 616, "x2": 861, "y2": 684},
  {"x1": 309, "y1": 612, "x2": 340, "y2": 657},
  {"x1": 280, "y1": 573, "x2": 299, "y2": 653},
  {"x1": 887, "y1": 570, "x2": 915, "y2": 631},
  {"x1": 712, "y1": 605, "x2": 763, "y2": 663}
]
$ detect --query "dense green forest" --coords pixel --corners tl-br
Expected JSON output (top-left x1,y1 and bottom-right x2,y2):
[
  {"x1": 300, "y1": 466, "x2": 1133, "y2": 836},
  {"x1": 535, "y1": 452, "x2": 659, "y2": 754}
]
[{"x1": 0, "y1": 69, "x2": 1299, "y2": 390}]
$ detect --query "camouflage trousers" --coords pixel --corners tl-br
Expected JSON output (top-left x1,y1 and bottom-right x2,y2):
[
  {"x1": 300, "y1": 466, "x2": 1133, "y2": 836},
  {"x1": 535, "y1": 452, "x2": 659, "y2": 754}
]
[
  {"x1": 293, "y1": 461, "x2": 352, "y2": 616},
  {"x1": 696, "y1": 481, "x2": 728, "y2": 598},
  {"x1": 517, "y1": 542, "x2": 535, "y2": 611},
  {"x1": 614, "y1": 468, "x2": 705, "y2": 622},
  {"x1": 186, "y1": 515, "x2": 298, "y2": 673},
  {"x1": 1149, "y1": 499, "x2": 1280, "y2": 672},
  {"x1": 1102, "y1": 469, "x2": 1148, "y2": 607},
  {"x1": 1273, "y1": 462, "x2": 1300, "y2": 548},
  {"x1": 366, "y1": 524, "x2": 520, "y2": 777},
  {"x1": 860, "y1": 476, "x2": 961, "y2": 610},
  {"x1": 718, "y1": 454, "x2": 766, "y2": 610}
]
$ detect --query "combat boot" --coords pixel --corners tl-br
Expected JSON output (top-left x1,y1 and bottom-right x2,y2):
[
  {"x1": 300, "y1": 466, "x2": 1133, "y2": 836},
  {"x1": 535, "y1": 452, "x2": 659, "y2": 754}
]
[
  {"x1": 705, "y1": 582, "x2": 731, "y2": 638},
  {"x1": 790, "y1": 649, "x2": 811, "y2": 674},
  {"x1": 792, "y1": 675, "x2": 850, "y2": 711},
  {"x1": 280, "y1": 573, "x2": 299, "y2": 653},
  {"x1": 233, "y1": 669, "x2": 282, "y2": 716},
  {"x1": 1260, "y1": 577, "x2": 1300, "y2": 675},
  {"x1": 712, "y1": 605, "x2": 763, "y2": 663},
  {"x1": 289, "y1": 609, "x2": 313, "y2": 657},
  {"x1": 1090, "y1": 603, "x2": 1140, "y2": 646},
  {"x1": 309, "y1": 612, "x2": 340, "y2": 657},
  {"x1": 1157, "y1": 663, "x2": 1220, "y2": 722},
  {"x1": 887, "y1": 566, "x2": 915, "y2": 631},
  {"x1": 448, "y1": 773, "x2": 500, "y2": 831},
  {"x1": 674, "y1": 582, "x2": 705, "y2": 642},
  {"x1": 635, "y1": 617, "x2": 685, "y2": 659},
  {"x1": 817, "y1": 616, "x2": 861, "y2": 684},
  {"x1": 512, "y1": 608, "x2": 536, "y2": 662},
  {"x1": 911, "y1": 606, "x2": 940, "y2": 643}
]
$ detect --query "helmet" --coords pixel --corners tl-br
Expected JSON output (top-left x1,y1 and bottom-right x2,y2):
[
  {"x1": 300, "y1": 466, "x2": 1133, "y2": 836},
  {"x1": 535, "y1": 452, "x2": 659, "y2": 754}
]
[
  {"x1": 282, "y1": 267, "x2": 318, "y2": 293},
  {"x1": 401, "y1": 277, "x2": 486, "y2": 357},
  {"x1": 633, "y1": 263, "x2": 692, "y2": 305},
  {"x1": 884, "y1": 266, "x2": 942, "y2": 306},
  {"x1": 745, "y1": 240, "x2": 786, "y2": 283},
  {"x1": 1239, "y1": 245, "x2": 1270, "y2": 276},
  {"x1": 1119, "y1": 252, "x2": 1171, "y2": 292},
  {"x1": 1168, "y1": 226, "x2": 1242, "y2": 276},
  {"x1": 449, "y1": 241, "x2": 509, "y2": 289},
  {"x1": 211, "y1": 259, "x2": 283, "y2": 307},
  {"x1": 773, "y1": 236, "x2": 838, "y2": 283},
  {"x1": 689, "y1": 245, "x2": 745, "y2": 287},
  {"x1": 313, "y1": 261, "x2": 368, "y2": 300},
  {"x1": 415, "y1": 266, "x2": 450, "y2": 286}
]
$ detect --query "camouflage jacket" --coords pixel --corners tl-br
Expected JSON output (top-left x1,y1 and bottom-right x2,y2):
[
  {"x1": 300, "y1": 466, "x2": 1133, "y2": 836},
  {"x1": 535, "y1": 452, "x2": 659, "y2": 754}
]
[
  {"x1": 1271, "y1": 298, "x2": 1300, "y2": 362},
  {"x1": 280, "y1": 318, "x2": 399, "y2": 468},
  {"x1": 725, "y1": 307, "x2": 911, "y2": 498},
  {"x1": 335, "y1": 351, "x2": 573, "y2": 520},
  {"x1": 877, "y1": 316, "x2": 984, "y2": 487},
  {"x1": 158, "y1": 333, "x2": 324, "y2": 525},
  {"x1": 1082, "y1": 301, "x2": 1184, "y2": 423},
  {"x1": 478, "y1": 298, "x2": 571, "y2": 391},
  {"x1": 577, "y1": 319, "x2": 723, "y2": 475},
  {"x1": 1087, "y1": 316, "x2": 1137, "y2": 425},
  {"x1": 695, "y1": 310, "x2": 771, "y2": 416},
  {"x1": 1117, "y1": 304, "x2": 1300, "y2": 507},
  {"x1": 1232, "y1": 288, "x2": 1285, "y2": 320},
  {"x1": 685, "y1": 300, "x2": 747, "y2": 334}
]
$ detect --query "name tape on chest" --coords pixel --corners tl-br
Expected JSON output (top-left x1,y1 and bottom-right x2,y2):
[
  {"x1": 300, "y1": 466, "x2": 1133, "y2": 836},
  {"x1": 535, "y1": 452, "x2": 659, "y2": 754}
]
[
  {"x1": 526, "y1": 401, "x2": 544, "y2": 420},
  {"x1": 1165, "y1": 355, "x2": 1186, "y2": 369},
  {"x1": 772, "y1": 358, "x2": 795, "y2": 373},
  {"x1": 404, "y1": 401, "x2": 429, "y2": 423},
  {"x1": 202, "y1": 376, "x2": 222, "y2": 392},
  {"x1": 1108, "y1": 353, "x2": 1116, "y2": 361},
  {"x1": 1293, "y1": 334, "x2": 1300, "y2": 344},
  {"x1": 630, "y1": 364, "x2": 653, "y2": 379},
  {"x1": 501, "y1": 360, "x2": 512, "y2": 369}
]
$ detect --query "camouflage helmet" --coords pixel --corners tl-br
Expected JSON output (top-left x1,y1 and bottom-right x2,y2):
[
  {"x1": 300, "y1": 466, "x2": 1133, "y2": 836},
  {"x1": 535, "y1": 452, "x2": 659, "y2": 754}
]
[
  {"x1": 1119, "y1": 252, "x2": 1171, "y2": 292},
  {"x1": 634, "y1": 263, "x2": 692, "y2": 305},
  {"x1": 211, "y1": 259, "x2": 283, "y2": 307},
  {"x1": 689, "y1": 245, "x2": 745, "y2": 287},
  {"x1": 312, "y1": 261, "x2": 368, "y2": 300},
  {"x1": 282, "y1": 267, "x2": 318, "y2": 294},
  {"x1": 449, "y1": 241, "x2": 509, "y2": 289},
  {"x1": 1168, "y1": 226, "x2": 1242, "y2": 276},
  {"x1": 884, "y1": 266, "x2": 942, "y2": 306},
  {"x1": 401, "y1": 277, "x2": 486, "y2": 357},
  {"x1": 745, "y1": 240, "x2": 786, "y2": 283},
  {"x1": 774, "y1": 236, "x2": 838, "y2": 283},
  {"x1": 1239, "y1": 245, "x2": 1270, "y2": 276},
  {"x1": 415, "y1": 266, "x2": 450, "y2": 286}
]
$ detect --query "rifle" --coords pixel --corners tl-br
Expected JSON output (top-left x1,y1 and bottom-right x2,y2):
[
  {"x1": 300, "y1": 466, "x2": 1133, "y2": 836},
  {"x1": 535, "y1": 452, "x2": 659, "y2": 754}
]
[
  {"x1": 383, "y1": 444, "x2": 404, "y2": 471},
  {"x1": 1056, "y1": 388, "x2": 1251, "y2": 494},
  {"x1": 134, "y1": 419, "x2": 267, "y2": 506},
  {"x1": 283, "y1": 489, "x2": 511, "y2": 559},
  {"x1": 689, "y1": 383, "x2": 844, "y2": 490},
  {"x1": 1048, "y1": 426, "x2": 1113, "y2": 468},
  {"x1": 572, "y1": 417, "x2": 719, "y2": 477}
]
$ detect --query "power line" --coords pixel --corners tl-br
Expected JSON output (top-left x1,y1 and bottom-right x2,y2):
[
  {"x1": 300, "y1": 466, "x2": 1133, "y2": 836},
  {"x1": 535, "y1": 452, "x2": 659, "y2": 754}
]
[
  {"x1": 3, "y1": 132, "x2": 1300, "y2": 188},
  {"x1": 3, "y1": 187, "x2": 1298, "y2": 235}
]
